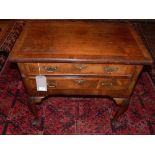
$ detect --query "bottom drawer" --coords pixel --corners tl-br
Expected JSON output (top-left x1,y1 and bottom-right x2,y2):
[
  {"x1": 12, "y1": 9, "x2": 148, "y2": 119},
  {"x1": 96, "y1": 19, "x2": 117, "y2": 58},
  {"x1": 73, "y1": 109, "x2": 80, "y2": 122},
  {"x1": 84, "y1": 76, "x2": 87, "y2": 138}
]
[{"x1": 24, "y1": 77, "x2": 131, "y2": 91}]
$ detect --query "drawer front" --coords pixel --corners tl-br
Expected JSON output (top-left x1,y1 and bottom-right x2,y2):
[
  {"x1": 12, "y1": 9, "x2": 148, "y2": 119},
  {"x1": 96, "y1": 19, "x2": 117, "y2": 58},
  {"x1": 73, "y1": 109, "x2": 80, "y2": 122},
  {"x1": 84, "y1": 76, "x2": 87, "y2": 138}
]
[
  {"x1": 30, "y1": 77, "x2": 99, "y2": 89},
  {"x1": 97, "y1": 78, "x2": 131, "y2": 90},
  {"x1": 25, "y1": 77, "x2": 131, "y2": 90},
  {"x1": 21, "y1": 63, "x2": 135, "y2": 77}
]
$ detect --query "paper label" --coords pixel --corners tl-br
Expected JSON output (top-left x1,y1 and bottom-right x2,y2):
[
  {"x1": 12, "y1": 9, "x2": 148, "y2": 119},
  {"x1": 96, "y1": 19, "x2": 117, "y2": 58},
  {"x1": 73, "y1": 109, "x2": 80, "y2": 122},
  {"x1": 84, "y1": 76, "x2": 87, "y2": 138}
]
[{"x1": 35, "y1": 75, "x2": 47, "y2": 91}]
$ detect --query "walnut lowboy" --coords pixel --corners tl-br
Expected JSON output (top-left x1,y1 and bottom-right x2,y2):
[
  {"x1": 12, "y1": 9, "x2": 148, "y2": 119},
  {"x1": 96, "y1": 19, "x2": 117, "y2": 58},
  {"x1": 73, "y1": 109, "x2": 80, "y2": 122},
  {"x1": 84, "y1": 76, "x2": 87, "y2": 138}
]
[
  {"x1": 18, "y1": 62, "x2": 143, "y2": 122},
  {"x1": 9, "y1": 20, "x2": 153, "y2": 125}
]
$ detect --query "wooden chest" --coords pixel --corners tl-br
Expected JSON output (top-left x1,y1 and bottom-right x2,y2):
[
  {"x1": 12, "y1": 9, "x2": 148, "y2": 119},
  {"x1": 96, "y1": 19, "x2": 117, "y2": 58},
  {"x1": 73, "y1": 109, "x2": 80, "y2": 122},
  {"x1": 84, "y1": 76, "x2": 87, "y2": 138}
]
[{"x1": 9, "y1": 20, "x2": 152, "y2": 124}]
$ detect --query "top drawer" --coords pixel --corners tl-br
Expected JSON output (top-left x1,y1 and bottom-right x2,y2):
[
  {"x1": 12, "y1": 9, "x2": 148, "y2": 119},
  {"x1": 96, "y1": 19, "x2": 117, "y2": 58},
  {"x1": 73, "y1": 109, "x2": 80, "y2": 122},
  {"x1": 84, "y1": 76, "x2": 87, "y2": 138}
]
[{"x1": 19, "y1": 63, "x2": 135, "y2": 77}]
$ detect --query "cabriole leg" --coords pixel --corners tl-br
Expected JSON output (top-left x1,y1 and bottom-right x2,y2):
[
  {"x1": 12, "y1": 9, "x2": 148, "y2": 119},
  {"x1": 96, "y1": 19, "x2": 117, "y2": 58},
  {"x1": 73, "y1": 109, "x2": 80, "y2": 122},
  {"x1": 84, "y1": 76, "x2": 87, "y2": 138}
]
[
  {"x1": 28, "y1": 96, "x2": 43, "y2": 126},
  {"x1": 112, "y1": 98, "x2": 130, "y2": 122}
]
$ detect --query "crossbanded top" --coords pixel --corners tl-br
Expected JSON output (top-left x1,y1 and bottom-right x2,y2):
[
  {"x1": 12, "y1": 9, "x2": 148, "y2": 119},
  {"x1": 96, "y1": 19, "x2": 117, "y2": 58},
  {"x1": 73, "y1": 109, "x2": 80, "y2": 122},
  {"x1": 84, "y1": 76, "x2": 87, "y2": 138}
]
[{"x1": 9, "y1": 20, "x2": 152, "y2": 64}]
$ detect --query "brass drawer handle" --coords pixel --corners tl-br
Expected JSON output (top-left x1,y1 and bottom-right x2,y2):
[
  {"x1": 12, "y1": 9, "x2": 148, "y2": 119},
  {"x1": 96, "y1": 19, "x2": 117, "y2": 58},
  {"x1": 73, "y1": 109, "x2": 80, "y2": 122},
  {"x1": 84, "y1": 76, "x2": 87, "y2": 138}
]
[
  {"x1": 44, "y1": 66, "x2": 57, "y2": 72},
  {"x1": 74, "y1": 79, "x2": 86, "y2": 85},
  {"x1": 47, "y1": 81, "x2": 56, "y2": 88},
  {"x1": 101, "y1": 82, "x2": 113, "y2": 87},
  {"x1": 103, "y1": 66, "x2": 118, "y2": 74},
  {"x1": 74, "y1": 64, "x2": 87, "y2": 70}
]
